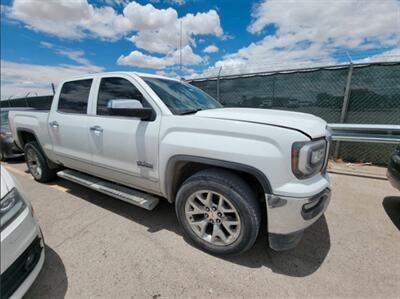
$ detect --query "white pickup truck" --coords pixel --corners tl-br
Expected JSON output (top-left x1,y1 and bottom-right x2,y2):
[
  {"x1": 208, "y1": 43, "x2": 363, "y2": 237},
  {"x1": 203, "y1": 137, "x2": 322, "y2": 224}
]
[{"x1": 9, "y1": 72, "x2": 331, "y2": 255}]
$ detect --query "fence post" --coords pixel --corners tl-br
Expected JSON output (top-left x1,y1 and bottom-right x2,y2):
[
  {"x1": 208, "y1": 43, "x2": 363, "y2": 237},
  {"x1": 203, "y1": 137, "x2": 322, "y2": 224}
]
[
  {"x1": 334, "y1": 63, "x2": 354, "y2": 159},
  {"x1": 216, "y1": 66, "x2": 222, "y2": 102}
]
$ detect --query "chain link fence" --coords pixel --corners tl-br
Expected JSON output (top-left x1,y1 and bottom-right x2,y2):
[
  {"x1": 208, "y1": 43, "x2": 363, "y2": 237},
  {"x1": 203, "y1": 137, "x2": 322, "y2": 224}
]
[
  {"x1": 1, "y1": 62, "x2": 398, "y2": 165},
  {"x1": 0, "y1": 95, "x2": 53, "y2": 109},
  {"x1": 188, "y1": 62, "x2": 400, "y2": 165}
]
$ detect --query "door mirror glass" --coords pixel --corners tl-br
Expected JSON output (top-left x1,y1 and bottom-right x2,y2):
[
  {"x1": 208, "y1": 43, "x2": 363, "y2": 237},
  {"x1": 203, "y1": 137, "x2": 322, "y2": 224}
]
[{"x1": 107, "y1": 99, "x2": 154, "y2": 120}]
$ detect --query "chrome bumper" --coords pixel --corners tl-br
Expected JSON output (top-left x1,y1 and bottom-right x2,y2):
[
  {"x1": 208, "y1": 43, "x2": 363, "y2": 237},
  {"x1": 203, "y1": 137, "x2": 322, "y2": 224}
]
[{"x1": 266, "y1": 188, "x2": 331, "y2": 251}]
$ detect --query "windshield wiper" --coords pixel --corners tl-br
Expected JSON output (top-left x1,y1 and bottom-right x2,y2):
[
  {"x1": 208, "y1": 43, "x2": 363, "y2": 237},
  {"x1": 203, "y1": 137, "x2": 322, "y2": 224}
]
[{"x1": 178, "y1": 108, "x2": 203, "y2": 115}]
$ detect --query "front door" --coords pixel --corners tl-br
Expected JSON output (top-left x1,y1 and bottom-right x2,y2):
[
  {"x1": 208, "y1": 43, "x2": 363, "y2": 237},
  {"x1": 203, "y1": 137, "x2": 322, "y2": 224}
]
[{"x1": 87, "y1": 76, "x2": 160, "y2": 193}]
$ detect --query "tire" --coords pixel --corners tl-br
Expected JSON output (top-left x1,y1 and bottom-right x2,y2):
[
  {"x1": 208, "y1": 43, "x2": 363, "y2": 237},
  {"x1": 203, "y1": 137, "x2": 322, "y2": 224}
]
[
  {"x1": 175, "y1": 168, "x2": 261, "y2": 255},
  {"x1": 24, "y1": 141, "x2": 57, "y2": 182}
]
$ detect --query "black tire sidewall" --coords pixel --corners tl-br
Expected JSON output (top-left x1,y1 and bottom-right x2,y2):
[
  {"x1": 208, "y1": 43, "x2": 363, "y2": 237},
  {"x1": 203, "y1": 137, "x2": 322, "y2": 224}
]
[{"x1": 176, "y1": 175, "x2": 260, "y2": 255}]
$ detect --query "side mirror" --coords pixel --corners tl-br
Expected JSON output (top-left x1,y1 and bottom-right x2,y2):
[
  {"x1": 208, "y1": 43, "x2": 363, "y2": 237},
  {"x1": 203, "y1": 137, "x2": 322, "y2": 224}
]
[{"x1": 107, "y1": 99, "x2": 154, "y2": 121}]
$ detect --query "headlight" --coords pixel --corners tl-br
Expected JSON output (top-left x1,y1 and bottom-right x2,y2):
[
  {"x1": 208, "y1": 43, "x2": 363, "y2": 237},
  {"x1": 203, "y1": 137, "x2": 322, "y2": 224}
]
[
  {"x1": 0, "y1": 188, "x2": 27, "y2": 230},
  {"x1": 292, "y1": 139, "x2": 327, "y2": 179}
]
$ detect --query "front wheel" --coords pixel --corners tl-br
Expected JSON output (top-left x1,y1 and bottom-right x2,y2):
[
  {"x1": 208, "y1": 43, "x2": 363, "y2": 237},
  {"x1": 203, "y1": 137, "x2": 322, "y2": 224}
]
[{"x1": 175, "y1": 168, "x2": 261, "y2": 255}]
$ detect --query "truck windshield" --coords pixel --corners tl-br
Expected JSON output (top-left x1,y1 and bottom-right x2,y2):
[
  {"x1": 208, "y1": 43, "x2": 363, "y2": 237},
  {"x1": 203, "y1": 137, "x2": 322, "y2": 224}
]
[{"x1": 142, "y1": 77, "x2": 223, "y2": 115}]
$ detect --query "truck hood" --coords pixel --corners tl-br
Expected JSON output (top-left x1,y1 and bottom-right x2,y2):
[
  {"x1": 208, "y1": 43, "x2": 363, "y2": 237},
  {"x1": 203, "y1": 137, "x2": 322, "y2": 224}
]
[{"x1": 195, "y1": 108, "x2": 327, "y2": 139}]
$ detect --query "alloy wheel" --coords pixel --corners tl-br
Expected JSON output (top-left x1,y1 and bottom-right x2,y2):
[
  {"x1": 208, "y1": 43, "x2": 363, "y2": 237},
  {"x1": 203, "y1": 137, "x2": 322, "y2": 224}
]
[
  {"x1": 185, "y1": 190, "x2": 241, "y2": 246},
  {"x1": 26, "y1": 149, "x2": 42, "y2": 179}
]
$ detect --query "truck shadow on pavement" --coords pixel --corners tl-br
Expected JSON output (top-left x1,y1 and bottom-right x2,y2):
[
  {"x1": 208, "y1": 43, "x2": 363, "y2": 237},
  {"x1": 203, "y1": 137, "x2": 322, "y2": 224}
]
[
  {"x1": 48, "y1": 178, "x2": 331, "y2": 278},
  {"x1": 383, "y1": 196, "x2": 400, "y2": 230},
  {"x1": 222, "y1": 215, "x2": 330, "y2": 277},
  {"x1": 24, "y1": 245, "x2": 68, "y2": 299}
]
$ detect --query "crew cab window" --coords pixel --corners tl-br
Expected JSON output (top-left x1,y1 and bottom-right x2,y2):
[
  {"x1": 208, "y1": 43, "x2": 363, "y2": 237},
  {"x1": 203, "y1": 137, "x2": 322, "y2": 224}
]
[
  {"x1": 58, "y1": 79, "x2": 92, "y2": 114},
  {"x1": 97, "y1": 77, "x2": 146, "y2": 115}
]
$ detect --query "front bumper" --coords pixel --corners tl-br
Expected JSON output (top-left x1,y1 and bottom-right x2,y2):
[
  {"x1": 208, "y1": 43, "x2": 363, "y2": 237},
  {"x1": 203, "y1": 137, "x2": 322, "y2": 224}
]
[
  {"x1": 266, "y1": 188, "x2": 331, "y2": 251},
  {"x1": 1, "y1": 237, "x2": 45, "y2": 299},
  {"x1": 1, "y1": 207, "x2": 45, "y2": 299}
]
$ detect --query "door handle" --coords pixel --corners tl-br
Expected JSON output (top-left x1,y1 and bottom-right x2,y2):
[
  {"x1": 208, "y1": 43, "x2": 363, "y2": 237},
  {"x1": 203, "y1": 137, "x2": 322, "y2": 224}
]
[
  {"x1": 49, "y1": 121, "x2": 59, "y2": 128},
  {"x1": 90, "y1": 125, "x2": 103, "y2": 133}
]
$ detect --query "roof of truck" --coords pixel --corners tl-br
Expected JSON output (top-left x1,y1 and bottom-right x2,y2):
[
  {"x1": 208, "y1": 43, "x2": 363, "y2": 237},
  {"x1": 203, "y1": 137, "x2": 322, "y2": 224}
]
[{"x1": 66, "y1": 71, "x2": 181, "y2": 82}]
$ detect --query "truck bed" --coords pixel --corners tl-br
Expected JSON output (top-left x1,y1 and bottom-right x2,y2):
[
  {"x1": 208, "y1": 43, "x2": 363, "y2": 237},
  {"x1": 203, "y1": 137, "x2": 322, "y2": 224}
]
[{"x1": 8, "y1": 109, "x2": 51, "y2": 152}]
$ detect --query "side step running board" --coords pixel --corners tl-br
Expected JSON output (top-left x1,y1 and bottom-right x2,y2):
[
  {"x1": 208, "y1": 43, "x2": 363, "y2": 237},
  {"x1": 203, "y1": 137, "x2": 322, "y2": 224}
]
[{"x1": 57, "y1": 169, "x2": 159, "y2": 210}]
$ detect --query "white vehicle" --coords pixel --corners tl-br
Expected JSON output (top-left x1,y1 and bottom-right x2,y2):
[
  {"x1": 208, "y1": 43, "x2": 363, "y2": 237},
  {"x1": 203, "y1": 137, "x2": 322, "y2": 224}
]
[
  {"x1": 0, "y1": 166, "x2": 44, "y2": 298},
  {"x1": 9, "y1": 72, "x2": 331, "y2": 254}
]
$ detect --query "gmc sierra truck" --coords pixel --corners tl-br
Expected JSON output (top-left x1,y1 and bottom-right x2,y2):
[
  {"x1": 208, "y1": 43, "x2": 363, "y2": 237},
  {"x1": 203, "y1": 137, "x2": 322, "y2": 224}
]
[{"x1": 9, "y1": 72, "x2": 331, "y2": 255}]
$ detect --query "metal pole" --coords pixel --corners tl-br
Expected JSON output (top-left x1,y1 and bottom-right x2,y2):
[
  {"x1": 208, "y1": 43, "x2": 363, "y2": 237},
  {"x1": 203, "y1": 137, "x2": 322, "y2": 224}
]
[
  {"x1": 216, "y1": 66, "x2": 222, "y2": 102},
  {"x1": 24, "y1": 92, "x2": 30, "y2": 107},
  {"x1": 334, "y1": 63, "x2": 354, "y2": 159},
  {"x1": 179, "y1": 20, "x2": 182, "y2": 76},
  {"x1": 272, "y1": 76, "x2": 276, "y2": 105}
]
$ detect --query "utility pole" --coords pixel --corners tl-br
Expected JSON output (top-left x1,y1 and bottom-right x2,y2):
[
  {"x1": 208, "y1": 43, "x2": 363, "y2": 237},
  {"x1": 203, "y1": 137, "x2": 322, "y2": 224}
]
[{"x1": 179, "y1": 20, "x2": 183, "y2": 77}]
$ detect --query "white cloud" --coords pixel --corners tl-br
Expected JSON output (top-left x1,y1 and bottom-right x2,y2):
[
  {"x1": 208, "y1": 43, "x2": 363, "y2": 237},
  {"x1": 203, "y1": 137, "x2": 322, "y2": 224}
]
[
  {"x1": 39, "y1": 41, "x2": 53, "y2": 49},
  {"x1": 7, "y1": 0, "x2": 136, "y2": 40},
  {"x1": 2, "y1": 41, "x2": 102, "y2": 99},
  {"x1": 102, "y1": 0, "x2": 129, "y2": 7},
  {"x1": 248, "y1": 0, "x2": 399, "y2": 47},
  {"x1": 7, "y1": 0, "x2": 223, "y2": 67},
  {"x1": 155, "y1": 70, "x2": 179, "y2": 78},
  {"x1": 117, "y1": 45, "x2": 203, "y2": 69},
  {"x1": 8, "y1": 0, "x2": 93, "y2": 38},
  {"x1": 124, "y1": 5, "x2": 222, "y2": 54},
  {"x1": 40, "y1": 42, "x2": 96, "y2": 68},
  {"x1": 1, "y1": 60, "x2": 104, "y2": 99},
  {"x1": 6, "y1": 0, "x2": 223, "y2": 69},
  {"x1": 166, "y1": 0, "x2": 186, "y2": 6},
  {"x1": 204, "y1": 0, "x2": 400, "y2": 76},
  {"x1": 203, "y1": 45, "x2": 219, "y2": 53},
  {"x1": 354, "y1": 48, "x2": 400, "y2": 63}
]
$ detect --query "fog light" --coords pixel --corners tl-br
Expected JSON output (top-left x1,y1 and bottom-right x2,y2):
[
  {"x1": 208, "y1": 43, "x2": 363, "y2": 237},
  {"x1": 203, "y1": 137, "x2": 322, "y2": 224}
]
[
  {"x1": 24, "y1": 252, "x2": 36, "y2": 271},
  {"x1": 303, "y1": 196, "x2": 323, "y2": 211}
]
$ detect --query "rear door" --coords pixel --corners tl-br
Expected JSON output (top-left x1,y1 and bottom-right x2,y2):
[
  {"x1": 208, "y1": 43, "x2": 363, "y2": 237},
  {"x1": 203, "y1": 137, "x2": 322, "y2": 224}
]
[
  {"x1": 87, "y1": 75, "x2": 161, "y2": 193},
  {"x1": 48, "y1": 78, "x2": 94, "y2": 172}
]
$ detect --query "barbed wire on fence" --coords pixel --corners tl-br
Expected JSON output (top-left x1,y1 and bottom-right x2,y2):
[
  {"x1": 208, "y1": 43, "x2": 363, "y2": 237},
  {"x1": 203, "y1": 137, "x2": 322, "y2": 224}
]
[{"x1": 207, "y1": 50, "x2": 400, "y2": 78}]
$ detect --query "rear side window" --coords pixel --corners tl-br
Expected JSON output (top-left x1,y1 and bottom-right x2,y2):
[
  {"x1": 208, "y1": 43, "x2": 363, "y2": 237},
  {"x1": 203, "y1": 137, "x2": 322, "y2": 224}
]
[
  {"x1": 58, "y1": 79, "x2": 92, "y2": 114},
  {"x1": 97, "y1": 77, "x2": 146, "y2": 115}
]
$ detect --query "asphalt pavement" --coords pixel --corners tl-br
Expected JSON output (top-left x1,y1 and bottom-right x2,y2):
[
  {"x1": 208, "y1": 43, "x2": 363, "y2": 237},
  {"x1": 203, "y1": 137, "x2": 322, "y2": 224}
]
[{"x1": 2, "y1": 159, "x2": 399, "y2": 298}]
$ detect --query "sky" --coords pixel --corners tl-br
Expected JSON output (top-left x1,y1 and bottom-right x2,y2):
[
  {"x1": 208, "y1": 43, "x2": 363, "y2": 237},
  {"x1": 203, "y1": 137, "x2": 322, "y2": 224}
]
[{"x1": 1, "y1": 0, "x2": 399, "y2": 98}]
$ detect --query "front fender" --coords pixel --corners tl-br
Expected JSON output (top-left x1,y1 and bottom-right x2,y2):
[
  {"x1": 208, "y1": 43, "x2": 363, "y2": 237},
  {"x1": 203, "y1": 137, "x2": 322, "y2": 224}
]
[{"x1": 158, "y1": 116, "x2": 310, "y2": 200}]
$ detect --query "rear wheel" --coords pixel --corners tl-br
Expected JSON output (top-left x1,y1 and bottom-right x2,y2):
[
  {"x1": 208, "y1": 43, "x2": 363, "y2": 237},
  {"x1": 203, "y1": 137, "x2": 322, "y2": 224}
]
[
  {"x1": 175, "y1": 168, "x2": 261, "y2": 255},
  {"x1": 24, "y1": 142, "x2": 57, "y2": 182}
]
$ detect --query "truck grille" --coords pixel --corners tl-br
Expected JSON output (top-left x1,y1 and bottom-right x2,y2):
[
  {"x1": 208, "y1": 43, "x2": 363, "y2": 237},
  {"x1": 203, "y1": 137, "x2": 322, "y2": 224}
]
[{"x1": 0, "y1": 237, "x2": 43, "y2": 299}]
